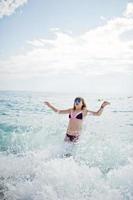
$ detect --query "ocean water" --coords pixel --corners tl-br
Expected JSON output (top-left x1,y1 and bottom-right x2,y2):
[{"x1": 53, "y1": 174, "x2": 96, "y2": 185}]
[{"x1": 0, "y1": 91, "x2": 133, "y2": 200}]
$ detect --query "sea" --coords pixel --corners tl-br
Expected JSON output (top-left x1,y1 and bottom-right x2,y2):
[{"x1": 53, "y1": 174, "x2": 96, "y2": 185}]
[{"x1": 0, "y1": 90, "x2": 133, "y2": 200}]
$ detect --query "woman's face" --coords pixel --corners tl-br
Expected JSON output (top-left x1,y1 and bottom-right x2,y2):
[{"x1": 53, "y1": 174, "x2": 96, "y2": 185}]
[{"x1": 74, "y1": 98, "x2": 83, "y2": 109}]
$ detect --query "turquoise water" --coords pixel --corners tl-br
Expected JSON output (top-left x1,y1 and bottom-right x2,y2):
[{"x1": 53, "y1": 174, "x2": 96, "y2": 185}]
[{"x1": 0, "y1": 91, "x2": 133, "y2": 200}]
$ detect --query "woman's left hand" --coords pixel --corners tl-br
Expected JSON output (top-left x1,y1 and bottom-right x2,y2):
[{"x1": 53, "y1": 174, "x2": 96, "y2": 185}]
[{"x1": 101, "y1": 101, "x2": 110, "y2": 108}]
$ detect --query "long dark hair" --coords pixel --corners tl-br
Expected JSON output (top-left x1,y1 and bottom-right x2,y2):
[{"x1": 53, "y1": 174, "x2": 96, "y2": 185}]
[{"x1": 73, "y1": 97, "x2": 87, "y2": 110}]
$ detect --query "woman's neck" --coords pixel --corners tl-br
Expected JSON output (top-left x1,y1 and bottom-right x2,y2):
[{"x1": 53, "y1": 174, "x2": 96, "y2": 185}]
[{"x1": 75, "y1": 108, "x2": 82, "y2": 111}]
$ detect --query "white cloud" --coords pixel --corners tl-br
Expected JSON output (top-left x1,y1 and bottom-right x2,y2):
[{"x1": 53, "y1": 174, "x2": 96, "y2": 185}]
[
  {"x1": 0, "y1": 0, "x2": 28, "y2": 19},
  {"x1": 123, "y1": 2, "x2": 133, "y2": 18},
  {"x1": 1, "y1": 37, "x2": 133, "y2": 79},
  {"x1": 100, "y1": 16, "x2": 106, "y2": 21},
  {"x1": 27, "y1": 40, "x2": 45, "y2": 47}
]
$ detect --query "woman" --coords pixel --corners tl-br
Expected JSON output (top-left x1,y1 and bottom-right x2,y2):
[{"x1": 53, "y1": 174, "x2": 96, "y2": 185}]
[{"x1": 44, "y1": 97, "x2": 110, "y2": 143}]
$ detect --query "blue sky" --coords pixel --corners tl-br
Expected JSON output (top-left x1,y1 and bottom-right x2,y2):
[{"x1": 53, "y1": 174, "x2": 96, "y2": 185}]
[
  {"x1": 0, "y1": 0, "x2": 133, "y2": 94},
  {"x1": 0, "y1": 0, "x2": 128, "y2": 57}
]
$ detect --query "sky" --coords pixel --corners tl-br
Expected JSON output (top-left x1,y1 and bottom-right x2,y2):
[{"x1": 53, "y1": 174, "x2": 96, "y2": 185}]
[{"x1": 0, "y1": 0, "x2": 133, "y2": 94}]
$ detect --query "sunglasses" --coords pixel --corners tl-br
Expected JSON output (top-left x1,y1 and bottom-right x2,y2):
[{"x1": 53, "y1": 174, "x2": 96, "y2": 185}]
[{"x1": 74, "y1": 98, "x2": 81, "y2": 104}]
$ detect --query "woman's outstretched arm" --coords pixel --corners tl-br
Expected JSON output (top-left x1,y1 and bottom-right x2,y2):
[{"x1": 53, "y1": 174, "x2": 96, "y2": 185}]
[
  {"x1": 87, "y1": 101, "x2": 110, "y2": 116},
  {"x1": 44, "y1": 101, "x2": 72, "y2": 114}
]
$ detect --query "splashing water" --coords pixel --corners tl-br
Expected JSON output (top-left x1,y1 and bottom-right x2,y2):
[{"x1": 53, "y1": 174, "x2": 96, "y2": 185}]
[{"x1": 0, "y1": 91, "x2": 133, "y2": 200}]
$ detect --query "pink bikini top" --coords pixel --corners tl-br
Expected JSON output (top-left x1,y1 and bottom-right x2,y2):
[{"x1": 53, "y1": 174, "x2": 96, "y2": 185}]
[{"x1": 69, "y1": 110, "x2": 83, "y2": 120}]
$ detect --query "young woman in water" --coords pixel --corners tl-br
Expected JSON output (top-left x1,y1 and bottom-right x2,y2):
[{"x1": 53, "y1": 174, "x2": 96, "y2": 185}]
[{"x1": 44, "y1": 97, "x2": 110, "y2": 143}]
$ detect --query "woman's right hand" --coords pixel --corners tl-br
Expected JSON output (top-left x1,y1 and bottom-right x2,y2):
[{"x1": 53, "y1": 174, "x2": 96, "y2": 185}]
[{"x1": 44, "y1": 101, "x2": 51, "y2": 107}]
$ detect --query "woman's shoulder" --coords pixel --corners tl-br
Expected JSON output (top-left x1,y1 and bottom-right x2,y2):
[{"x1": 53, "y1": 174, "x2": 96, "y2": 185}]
[
  {"x1": 82, "y1": 107, "x2": 87, "y2": 112},
  {"x1": 82, "y1": 107, "x2": 88, "y2": 116}
]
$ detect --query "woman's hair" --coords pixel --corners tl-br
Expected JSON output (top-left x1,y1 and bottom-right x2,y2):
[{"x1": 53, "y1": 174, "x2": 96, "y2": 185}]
[{"x1": 73, "y1": 97, "x2": 87, "y2": 110}]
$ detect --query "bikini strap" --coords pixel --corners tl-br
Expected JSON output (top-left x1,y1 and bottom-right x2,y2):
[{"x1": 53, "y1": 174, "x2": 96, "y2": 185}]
[
  {"x1": 70, "y1": 110, "x2": 82, "y2": 118},
  {"x1": 75, "y1": 111, "x2": 82, "y2": 118}
]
